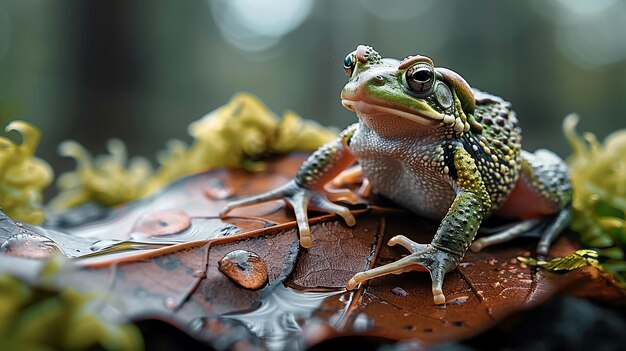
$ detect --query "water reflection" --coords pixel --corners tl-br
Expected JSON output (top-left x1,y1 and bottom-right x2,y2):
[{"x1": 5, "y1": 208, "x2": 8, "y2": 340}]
[{"x1": 223, "y1": 283, "x2": 339, "y2": 351}]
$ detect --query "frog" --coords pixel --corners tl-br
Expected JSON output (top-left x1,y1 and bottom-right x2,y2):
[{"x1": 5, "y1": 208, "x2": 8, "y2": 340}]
[{"x1": 220, "y1": 45, "x2": 572, "y2": 305}]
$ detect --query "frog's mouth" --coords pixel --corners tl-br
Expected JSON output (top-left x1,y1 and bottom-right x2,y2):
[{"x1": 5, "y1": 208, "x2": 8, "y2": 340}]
[{"x1": 341, "y1": 99, "x2": 443, "y2": 126}]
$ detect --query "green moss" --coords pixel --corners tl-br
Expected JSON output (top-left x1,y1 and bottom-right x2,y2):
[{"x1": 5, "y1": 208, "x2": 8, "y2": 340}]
[{"x1": 563, "y1": 115, "x2": 626, "y2": 286}]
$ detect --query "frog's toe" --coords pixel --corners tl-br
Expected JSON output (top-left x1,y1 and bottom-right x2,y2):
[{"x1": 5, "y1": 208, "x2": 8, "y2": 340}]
[
  {"x1": 430, "y1": 269, "x2": 446, "y2": 305},
  {"x1": 325, "y1": 188, "x2": 360, "y2": 205},
  {"x1": 310, "y1": 194, "x2": 356, "y2": 226},
  {"x1": 433, "y1": 291, "x2": 446, "y2": 305},
  {"x1": 357, "y1": 178, "x2": 372, "y2": 198},
  {"x1": 470, "y1": 217, "x2": 543, "y2": 252},
  {"x1": 284, "y1": 191, "x2": 313, "y2": 248},
  {"x1": 220, "y1": 180, "x2": 299, "y2": 216},
  {"x1": 537, "y1": 207, "x2": 572, "y2": 257},
  {"x1": 332, "y1": 165, "x2": 363, "y2": 187},
  {"x1": 346, "y1": 254, "x2": 422, "y2": 290},
  {"x1": 388, "y1": 234, "x2": 429, "y2": 252}
]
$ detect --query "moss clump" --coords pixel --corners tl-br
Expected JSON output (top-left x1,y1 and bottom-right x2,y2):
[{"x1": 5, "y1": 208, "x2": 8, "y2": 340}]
[
  {"x1": 0, "y1": 121, "x2": 53, "y2": 224},
  {"x1": 518, "y1": 249, "x2": 602, "y2": 271},
  {"x1": 49, "y1": 93, "x2": 336, "y2": 209},
  {"x1": 0, "y1": 264, "x2": 143, "y2": 351},
  {"x1": 564, "y1": 114, "x2": 626, "y2": 285}
]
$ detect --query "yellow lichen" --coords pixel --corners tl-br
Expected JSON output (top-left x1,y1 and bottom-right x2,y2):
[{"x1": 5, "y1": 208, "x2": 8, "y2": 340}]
[
  {"x1": 564, "y1": 114, "x2": 626, "y2": 284},
  {"x1": 51, "y1": 139, "x2": 153, "y2": 208},
  {"x1": 50, "y1": 93, "x2": 336, "y2": 209},
  {"x1": 0, "y1": 121, "x2": 53, "y2": 224},
  {"x1": 518, "y1": 249, "x2": 602, "y2": 271}
]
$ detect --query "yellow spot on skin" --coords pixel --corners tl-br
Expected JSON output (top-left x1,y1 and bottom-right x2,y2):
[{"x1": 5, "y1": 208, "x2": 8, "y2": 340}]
[
  {"x1": 491, "y1": 155, "x2": 498, "y2": 162},
  {"x1": 454, "y1": 118, "x2": 465, "y2": 133},
  {"x1": 443, "y1": 115, "x2": 455, "y2": 124},
  {"x1": 472, "y1": 144, "x2": 479, "y2": 152},
  {"x1": 443, "y1": 166, "x2": 449, "y2": 174},
  {"x1": 483, "y1": 146, "x2": 491, "y2": 154}
]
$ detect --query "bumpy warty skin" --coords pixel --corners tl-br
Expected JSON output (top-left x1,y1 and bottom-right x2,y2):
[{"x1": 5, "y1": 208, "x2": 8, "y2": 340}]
[{"x1": 349, "y1": 88, "x2": 521, "y2": 220}]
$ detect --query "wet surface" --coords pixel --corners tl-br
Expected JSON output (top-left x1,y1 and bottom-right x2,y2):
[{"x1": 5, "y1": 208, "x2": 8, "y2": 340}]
[
  {"x1": 0, "y1": 154, "x2": 620, "y2": 350},
  {"x1": 132, "y1": 209, "x2": 192, "y2": 237}
]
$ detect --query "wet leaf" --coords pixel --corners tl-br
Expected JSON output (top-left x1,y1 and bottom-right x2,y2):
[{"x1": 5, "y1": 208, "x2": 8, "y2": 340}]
[{"x1": 0, "y1": 154, "x2": 623, "y2": 350}]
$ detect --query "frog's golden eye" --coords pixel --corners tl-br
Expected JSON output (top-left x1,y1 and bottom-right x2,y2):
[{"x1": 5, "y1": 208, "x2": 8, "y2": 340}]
[
  {"x1": 343, "y1": 52, "x2": 356, "y2": 77},
  {"x1": 405, "y1": 63, "x2": 435, "y2": 94}
]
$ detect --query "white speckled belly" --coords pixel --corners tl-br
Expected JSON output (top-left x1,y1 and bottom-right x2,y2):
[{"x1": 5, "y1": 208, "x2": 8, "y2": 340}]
[{"x1": 350, "y1": 123, "x2": 456, "y2": 219}]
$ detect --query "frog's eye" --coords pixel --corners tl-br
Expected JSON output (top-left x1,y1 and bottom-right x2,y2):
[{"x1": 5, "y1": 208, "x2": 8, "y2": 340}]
[
  {"x1": 343, "y1": 52, "x2": 356, "y2": 77},
  {"x1": 405, "y1": 63, "x2": 435, "y2": 94}
]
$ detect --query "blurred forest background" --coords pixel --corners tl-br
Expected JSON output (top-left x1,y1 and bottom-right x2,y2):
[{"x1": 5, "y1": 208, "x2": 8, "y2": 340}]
[{"x1": 0, "y1": 0, "x2": 625, "y2": 198}]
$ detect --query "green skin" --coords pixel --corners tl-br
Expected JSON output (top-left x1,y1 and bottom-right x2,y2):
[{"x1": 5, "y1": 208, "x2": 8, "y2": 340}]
[{"x1": 221, "y1": 45, "x2": 572, "y2": 305}]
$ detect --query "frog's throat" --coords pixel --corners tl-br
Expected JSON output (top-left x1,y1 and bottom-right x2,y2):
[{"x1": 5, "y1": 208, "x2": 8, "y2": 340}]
[{"x1": 341, "y1": 99, "x2": 442, "y2": 126}]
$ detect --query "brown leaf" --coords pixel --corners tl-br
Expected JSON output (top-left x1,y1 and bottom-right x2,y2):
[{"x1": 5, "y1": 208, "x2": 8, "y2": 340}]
[{"x1": 1, "y1": 153, "x2": 622, "y2": 350}]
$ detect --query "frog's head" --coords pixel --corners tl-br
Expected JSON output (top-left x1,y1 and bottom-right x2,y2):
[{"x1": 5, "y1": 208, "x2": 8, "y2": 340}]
[{"x1": 341, "y1": 45, "x2": 476, "y2": 136}]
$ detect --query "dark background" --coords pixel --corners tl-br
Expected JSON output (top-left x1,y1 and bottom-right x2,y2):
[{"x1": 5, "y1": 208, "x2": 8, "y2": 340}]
[{"x1": 0, "y1": 0, "x2": 625, "y2": 198}]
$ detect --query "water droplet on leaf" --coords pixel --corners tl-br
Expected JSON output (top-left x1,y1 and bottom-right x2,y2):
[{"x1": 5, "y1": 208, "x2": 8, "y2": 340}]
[
  {"x1": 352, "y1": 313, "x2": 373, "y2": 331},
  {"x1": 391, "y1": 287, "x2": 408, "y2": 297},
  {"x1": 0, "y1": 233, "x2": 64, "y2": 259},
  {"x1": 132, "y1": 210, "x2": 191, "y2": 236},
  {"x1": 446, "y1": 296, "x2": 469, "y2": 306},
  {"x1": 204, "y1": 178, "x2": 234, "y2": 200},
  {"x1": 164, "y1": 297, "x2": 178, "y2": 310},
  {"x1": 218, "y1": 250, "x2": 268, "y2": 290}
]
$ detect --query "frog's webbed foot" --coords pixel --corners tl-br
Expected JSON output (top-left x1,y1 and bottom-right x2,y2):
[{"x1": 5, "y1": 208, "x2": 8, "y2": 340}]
[
  {"x1": 346, "y1": 235, "x2": 460, "y2": 305},
  {"x1": 220, "y1": 180, "x2": 356, "y2": 248},
  {"x1": 471, "y1": 207, "x2": 572, "y2": 258}
]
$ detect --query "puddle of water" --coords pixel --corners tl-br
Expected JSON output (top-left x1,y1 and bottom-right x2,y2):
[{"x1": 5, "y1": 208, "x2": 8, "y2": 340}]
[{"x1": 223, "y1": 283, "x2": 340, "y2": 351}]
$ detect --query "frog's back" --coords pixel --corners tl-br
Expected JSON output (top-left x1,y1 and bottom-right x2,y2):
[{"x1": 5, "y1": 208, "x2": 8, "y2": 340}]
[{"x1": 461, "y1": 89, "x2": 522, "y2": 209}]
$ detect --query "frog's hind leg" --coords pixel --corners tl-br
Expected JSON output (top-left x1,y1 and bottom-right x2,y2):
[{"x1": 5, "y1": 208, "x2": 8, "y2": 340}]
[
  {"x1": 476, "y1": 149, "x2": 572, "y2": 256},
  {"x1": 536, "y1": 206, "x2": 571, "y2": 257},
  {"x1": 470, "y1": 217, "x2": 543, "y2": 252},
  {"x1": 470, "y1": 206, "x2": 571, "y2": 258}
]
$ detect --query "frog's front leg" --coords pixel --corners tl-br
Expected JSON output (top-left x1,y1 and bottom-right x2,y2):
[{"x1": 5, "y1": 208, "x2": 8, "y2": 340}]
[
  {"x1": 346, "y1": 147, "x2": 491, "y2": 305},
  {"x1": 220, "y1": 124, "x2": 359, "y2": 248}
]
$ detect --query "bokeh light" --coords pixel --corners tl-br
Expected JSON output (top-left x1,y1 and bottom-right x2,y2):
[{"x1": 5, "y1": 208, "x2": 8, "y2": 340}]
[
  {"x1": 210, "y1": 0, "x2": 313, "y2": 53},
  {"x1": 533, "y1": 0, "x2": 626, "y2": 68}
]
